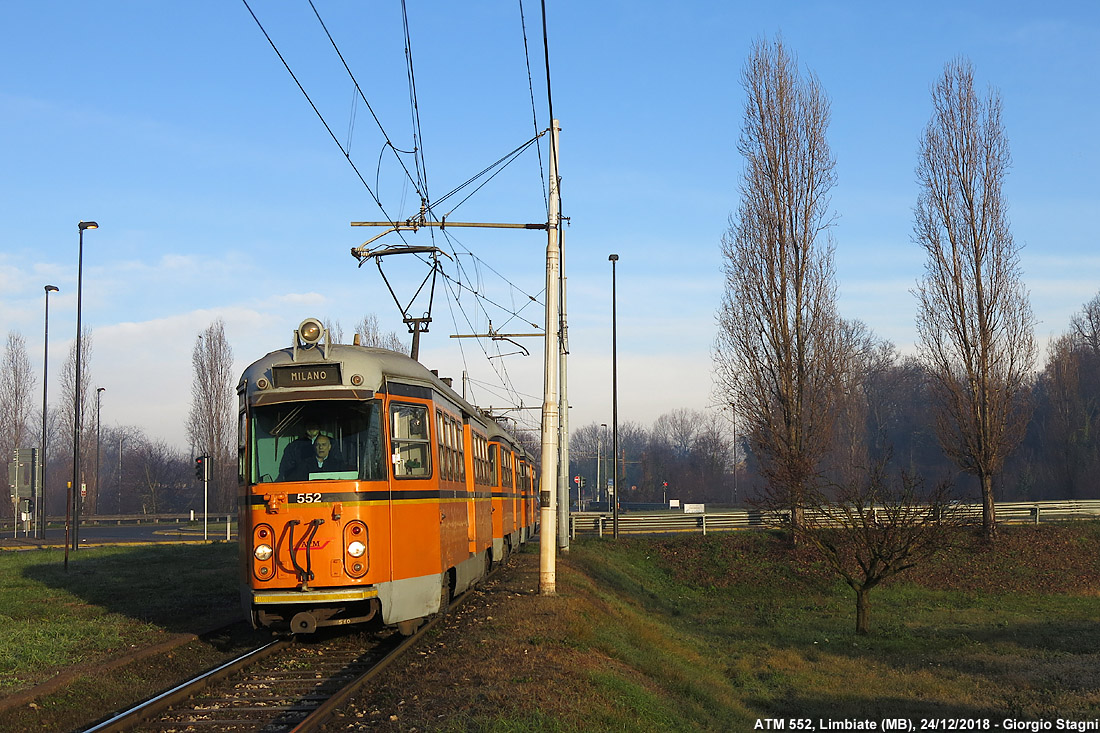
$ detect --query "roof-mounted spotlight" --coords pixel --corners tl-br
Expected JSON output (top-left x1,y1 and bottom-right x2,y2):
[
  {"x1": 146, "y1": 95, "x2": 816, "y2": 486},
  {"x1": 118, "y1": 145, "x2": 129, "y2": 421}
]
[
  {"x1": 298, "y1": 318, "x2": 324, "y2": 345},
  {"x1": 293, "y1": 317, "x2": 330, "y2": 361}
]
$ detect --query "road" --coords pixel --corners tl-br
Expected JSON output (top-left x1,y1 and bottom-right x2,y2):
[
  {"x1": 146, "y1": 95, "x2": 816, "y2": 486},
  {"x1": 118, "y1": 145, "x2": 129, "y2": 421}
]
[{"x1": 0, "y1": 521, "x2": 236, "y2": 548}]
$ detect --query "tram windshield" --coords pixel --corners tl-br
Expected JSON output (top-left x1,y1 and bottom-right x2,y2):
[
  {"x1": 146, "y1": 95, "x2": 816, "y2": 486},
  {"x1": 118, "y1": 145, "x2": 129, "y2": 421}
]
[{"x1": 249, "y1": 400, "x2": 386, "y2": 484}]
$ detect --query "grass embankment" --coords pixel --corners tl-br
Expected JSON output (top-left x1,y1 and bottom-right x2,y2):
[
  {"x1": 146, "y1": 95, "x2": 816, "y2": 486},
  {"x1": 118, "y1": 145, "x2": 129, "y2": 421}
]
[
  {"x1": 338, "y1": 524, "x2": 1100, "y2": 730},
  {"x1": 2, "y1": 526, "x2": 1099, "y2": 731},
  {"x1": 0, "y1": 542, "x2": 252, "y2": 732}
]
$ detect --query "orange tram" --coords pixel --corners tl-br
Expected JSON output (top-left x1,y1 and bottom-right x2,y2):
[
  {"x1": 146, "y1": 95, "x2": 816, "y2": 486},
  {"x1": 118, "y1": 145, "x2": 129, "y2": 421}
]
[{"x1": 237, "y1": 318, "x2": 538, "y2": 635}]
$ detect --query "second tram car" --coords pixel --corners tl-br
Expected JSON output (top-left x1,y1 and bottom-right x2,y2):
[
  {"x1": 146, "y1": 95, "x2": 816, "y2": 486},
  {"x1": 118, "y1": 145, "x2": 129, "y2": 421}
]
[{"x1": 237, "y1": 318, "x2": 537, "y2": 634}]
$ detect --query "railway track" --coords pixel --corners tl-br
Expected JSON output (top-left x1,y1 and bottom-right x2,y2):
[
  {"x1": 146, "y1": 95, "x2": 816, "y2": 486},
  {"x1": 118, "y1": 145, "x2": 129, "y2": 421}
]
[{"x1": 83, "y1": 619, "x2": 433, "y2": 733}]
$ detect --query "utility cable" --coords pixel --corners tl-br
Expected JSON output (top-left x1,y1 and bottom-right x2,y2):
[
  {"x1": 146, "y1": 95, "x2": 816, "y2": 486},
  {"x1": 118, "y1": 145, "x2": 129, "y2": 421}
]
[
  {"x1": 436, "y1": 133, "x2": 545, "y2": 218},
  {"x1": 308, "y1": 0, "x2": 423, "y2": 198},
  {"x1": 401, "y1": 0, "x2": 431, "y2": 212},
  {"x1": 518, "y1": 0, "x2": 548, "y2": 212},
  {"x1": 241, "y1": 0, "x2": 395, "y2": 223}
]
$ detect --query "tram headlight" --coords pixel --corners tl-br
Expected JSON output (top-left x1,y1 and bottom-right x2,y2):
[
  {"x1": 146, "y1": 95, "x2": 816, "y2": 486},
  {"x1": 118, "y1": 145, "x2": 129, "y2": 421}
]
[
  {"x1": 254, "y1": 544, "x2": 274, "y2": 561},
  {"x1": 343, "y1": 520, "x2": 369, "y2": 578},
  {"x1": 298, "y1": 318, "x2": 324, "y2": 345}
]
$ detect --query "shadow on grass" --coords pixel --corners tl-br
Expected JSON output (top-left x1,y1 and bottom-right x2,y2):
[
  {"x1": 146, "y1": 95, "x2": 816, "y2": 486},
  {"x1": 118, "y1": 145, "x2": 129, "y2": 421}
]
[
  {"x1": 962, "y1": 618, "x2": 1100, "y2": 655},
  {"x1": 752, "y1": 692, "x2": 1006, "y2": 720},
  {"x1": 19, "y1": 543, "x2": 240, "y2": 634}
]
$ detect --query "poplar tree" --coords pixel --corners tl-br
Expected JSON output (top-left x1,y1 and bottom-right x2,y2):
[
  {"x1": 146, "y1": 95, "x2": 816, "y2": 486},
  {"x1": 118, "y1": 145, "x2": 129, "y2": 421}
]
[
  {"x1": 913, "y1": 58, "x2": 1036, "y2": 541},
  {"x1": 186, "y1": 319, "x2": 236, "y2": 511},
  {"x1": 714, "y1": 36, "x2": 842, "y2": 541}
]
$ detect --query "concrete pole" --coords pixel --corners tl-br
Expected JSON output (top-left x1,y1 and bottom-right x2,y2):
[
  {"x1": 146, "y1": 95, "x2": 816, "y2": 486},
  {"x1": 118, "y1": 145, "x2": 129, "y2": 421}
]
[{"x1": 539, "y1": 120, "x2": 561, "y2": 596}]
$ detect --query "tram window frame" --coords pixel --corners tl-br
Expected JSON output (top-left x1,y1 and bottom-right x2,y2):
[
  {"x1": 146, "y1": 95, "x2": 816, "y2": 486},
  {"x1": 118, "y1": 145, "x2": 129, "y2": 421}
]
[
  {"x1": 502, "y1": 449, "x2": 514, "y2": 489},
  {"x1": 248, "y1": 400, "x2": 385, "y2": 484},
  {"x1": 471, "y1": 431, "x2": 488, "y2": 486},
  {"x1": 391, "y1": 402, "x2": 431, "y2": 479},
  {"x1": 454, "y1": 416, "x2": 466, "y2": 483},
  {"x1": 435, "y1": 410, "x2": 466, "y2": 483},
  {"x1": 488, "y1": 444, "x2": 499, "y2": 487}
]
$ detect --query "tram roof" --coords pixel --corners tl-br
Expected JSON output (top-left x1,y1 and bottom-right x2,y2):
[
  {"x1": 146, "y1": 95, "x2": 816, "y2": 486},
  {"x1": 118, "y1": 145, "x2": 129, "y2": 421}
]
[{"x1": 239, "y1": 342, "x2": 525, "y2": 451}]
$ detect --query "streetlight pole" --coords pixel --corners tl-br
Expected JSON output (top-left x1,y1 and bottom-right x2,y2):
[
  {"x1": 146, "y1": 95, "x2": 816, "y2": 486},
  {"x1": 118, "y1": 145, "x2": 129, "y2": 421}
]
[
  {"x1": 71, "y1": 220, "x2": 97, "y2": 552},
  {"x1": 40, "y1": 285, "x2": 59, "y2": 540},
  {"x1": 609, "y1": 254, "x2": 619, "y2": 539},
  {"x1": 95, "y1": 387, "x2": 105, "y2": 518}
]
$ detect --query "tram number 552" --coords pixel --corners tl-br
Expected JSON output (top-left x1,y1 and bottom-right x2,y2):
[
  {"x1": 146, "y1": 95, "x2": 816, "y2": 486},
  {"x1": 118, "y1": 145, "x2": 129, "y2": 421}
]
[{"x1": 296, "y1": 493, "x2": 322, "y2": 504}]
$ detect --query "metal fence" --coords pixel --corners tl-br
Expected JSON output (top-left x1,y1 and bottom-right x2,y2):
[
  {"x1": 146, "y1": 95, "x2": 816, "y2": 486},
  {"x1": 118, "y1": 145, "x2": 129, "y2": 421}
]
[
  {"x1": 0, "y1": 513, "x2": 234, "y2": 534},
  {"x1": 569, "y1": 500, "x2": 1100, "y2": 538}
]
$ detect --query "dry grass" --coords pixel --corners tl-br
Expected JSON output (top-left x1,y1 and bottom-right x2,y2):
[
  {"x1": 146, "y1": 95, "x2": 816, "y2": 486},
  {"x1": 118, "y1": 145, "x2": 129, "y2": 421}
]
[
  {"x1": 322, "y1": 525, "x2": 1100, "y2": 730},
  {"x1": 4, "y1": 524, "x2": 1099, "y2": 731}
]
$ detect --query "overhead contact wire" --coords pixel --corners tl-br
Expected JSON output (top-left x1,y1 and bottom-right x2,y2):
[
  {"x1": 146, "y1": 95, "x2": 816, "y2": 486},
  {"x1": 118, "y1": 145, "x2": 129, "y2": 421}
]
[
  {"x1": 518, "y1": 0, "x2": 548, "y2": 211},
  {"x1": 308, "y1": 0, "x2": 423, "y2": 199},
  {"x1": 241, "y1": 0, "x2": 394, "y2": 221}
]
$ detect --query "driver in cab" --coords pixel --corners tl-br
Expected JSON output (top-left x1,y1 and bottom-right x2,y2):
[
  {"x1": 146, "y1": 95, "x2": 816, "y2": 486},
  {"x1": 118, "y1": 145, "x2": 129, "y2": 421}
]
[{"x1": 292, "y1": 435, "x2": 344, "y2": 480}]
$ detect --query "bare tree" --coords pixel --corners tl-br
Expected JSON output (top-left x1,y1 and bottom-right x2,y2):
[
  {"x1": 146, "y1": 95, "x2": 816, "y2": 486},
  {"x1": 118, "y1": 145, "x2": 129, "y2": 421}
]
[
  {"x1": 130, "y1": 435, "x2": 190, "y2": 515},
  {"x1": 356, "y1": 314, "x2": 408, "y2": 353},
  {"x1": 1070, "y1": 292, "x2": 1100, "y2": 354},
  {"x1": 652, "y1": 409, "x2": 699, "y2": 460},
  {"x1": 801, "y1": 466, "x2": 960, "y2": 634},
  {"x1": 59, "y1": 329, "x2": 94, "y2": 513},
  {"x1": 186, "y1": 319, "x2": 235, "y2": 511},
  {"x1": 913, "y1": 58, "x2": 1036, "y2": 541},
  {"x1": 714, "y1": 36, "x2": 843, "y2": 540},
  {"x1": 0, "y1": 332, "x2": 36, "y2": 455},
  {"x1": 1, "y1": 332, "x2": 37, "y2": 518},
  {"x1": 322, "y1": 318, "x2": 344, "y2": 344}
]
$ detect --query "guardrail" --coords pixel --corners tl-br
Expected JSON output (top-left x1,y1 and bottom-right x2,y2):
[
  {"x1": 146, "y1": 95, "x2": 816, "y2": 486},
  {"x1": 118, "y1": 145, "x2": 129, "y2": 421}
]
[
  {"x1": 569, "y1": 500, "x2": 1100, "y2": 538},
  {"x1": 0, "y1": 513, "x2": 234, "y2": 533}
]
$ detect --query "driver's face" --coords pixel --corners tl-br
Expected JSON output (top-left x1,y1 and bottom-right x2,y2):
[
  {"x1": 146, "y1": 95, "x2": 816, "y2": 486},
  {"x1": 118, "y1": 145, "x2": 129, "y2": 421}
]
[{"x1": 315, "y1": 437, "x2": 332, "y2": 460}]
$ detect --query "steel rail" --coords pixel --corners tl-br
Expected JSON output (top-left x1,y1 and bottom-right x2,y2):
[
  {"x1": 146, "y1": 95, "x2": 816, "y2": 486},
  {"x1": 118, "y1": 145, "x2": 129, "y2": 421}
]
[
  {"x1": 287, "y1": 609, "x2": 446, "y2": 732},
  {"x1": 289, "y1": 564, "x2": 493, "y2": 732},
  {"x1": 80, "y1": 564, "x2": 495, "y2": 733},
  {"x1": 82, "y1": 638, "x2": 289, "y2": 732}
]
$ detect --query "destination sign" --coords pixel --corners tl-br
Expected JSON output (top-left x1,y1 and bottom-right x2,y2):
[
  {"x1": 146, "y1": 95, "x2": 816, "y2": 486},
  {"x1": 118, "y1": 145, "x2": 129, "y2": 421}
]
[{"x1": 272, "y1": 363, "x2": 343, "y2": 388}]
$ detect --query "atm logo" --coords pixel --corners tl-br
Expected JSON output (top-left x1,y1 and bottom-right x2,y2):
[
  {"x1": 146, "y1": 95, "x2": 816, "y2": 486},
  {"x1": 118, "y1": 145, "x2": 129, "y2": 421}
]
[{"x1": 294, "y1": 540, "x2": 331, "y2": 551}]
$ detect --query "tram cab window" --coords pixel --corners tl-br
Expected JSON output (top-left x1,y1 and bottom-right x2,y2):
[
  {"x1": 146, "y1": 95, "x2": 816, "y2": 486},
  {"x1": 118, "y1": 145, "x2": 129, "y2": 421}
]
[
  {"x1": 391, "y1": 403, "x2": 431, "y2": 478},
  {"x1": 248, "y1": 401, "x2": 385, "y2": 483}
]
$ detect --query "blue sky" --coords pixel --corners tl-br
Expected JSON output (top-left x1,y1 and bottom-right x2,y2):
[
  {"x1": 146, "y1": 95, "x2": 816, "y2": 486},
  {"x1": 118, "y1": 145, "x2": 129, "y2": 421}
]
[{"x1": 2, "y1": 1, "x2": 1099, "y2": 448}]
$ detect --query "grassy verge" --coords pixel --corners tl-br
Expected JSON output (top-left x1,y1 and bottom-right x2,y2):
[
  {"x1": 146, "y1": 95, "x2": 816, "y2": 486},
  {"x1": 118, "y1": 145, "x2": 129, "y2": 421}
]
[
  {"x1": 565, "y1": 526, "x2": 1100, "y2": 722},
  {"x1": 0, "y1": 542, "x2": 240, "y2": 692},
  {"x1": 336, "y1": 524, "x2": 1100, "y2": 730},
  {"x1": 4, "y1": 525, "x2": 1099, "y2": 731}
]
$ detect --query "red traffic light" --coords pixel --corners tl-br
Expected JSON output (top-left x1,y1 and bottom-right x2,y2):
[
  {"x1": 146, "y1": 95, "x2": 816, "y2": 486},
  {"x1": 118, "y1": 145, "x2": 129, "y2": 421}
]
[{"x1": 194, "y1": 455, "x2": 210, "y2": 481}]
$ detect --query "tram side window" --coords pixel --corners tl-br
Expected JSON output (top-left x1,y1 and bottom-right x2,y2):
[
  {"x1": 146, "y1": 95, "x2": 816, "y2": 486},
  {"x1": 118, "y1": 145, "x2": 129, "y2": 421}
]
[
  {"x1": 472, "y1": 432, "x2": 489, "y2": 486},
  {"x1": 502, "y1": 449, "x2": 514, "y2": 489},
  {"x1": 391, "y1": 403, "x2": 431, "y2": 478},
  {"x1": 488, "y1": 444, "x2": 499, "y2": 487},
  {"x1": 248, "y1": 401, "x2": 385, "y2": 483}
]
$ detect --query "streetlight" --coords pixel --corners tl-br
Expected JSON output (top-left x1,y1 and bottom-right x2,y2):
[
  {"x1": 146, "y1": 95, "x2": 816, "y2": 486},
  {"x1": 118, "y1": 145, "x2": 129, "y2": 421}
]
[
  {"x1": 609, "y1": 253, "x2": 619, "y2": 539},
  {"x1": 96, "y1": 387, "x2": 105, "y2": 517},
  {"x1": 72, "y1": 220, "x2": 98, "y2": 551},
  {"x1": 40, "y1": 285, "x2": 59, "y2": 539}
]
